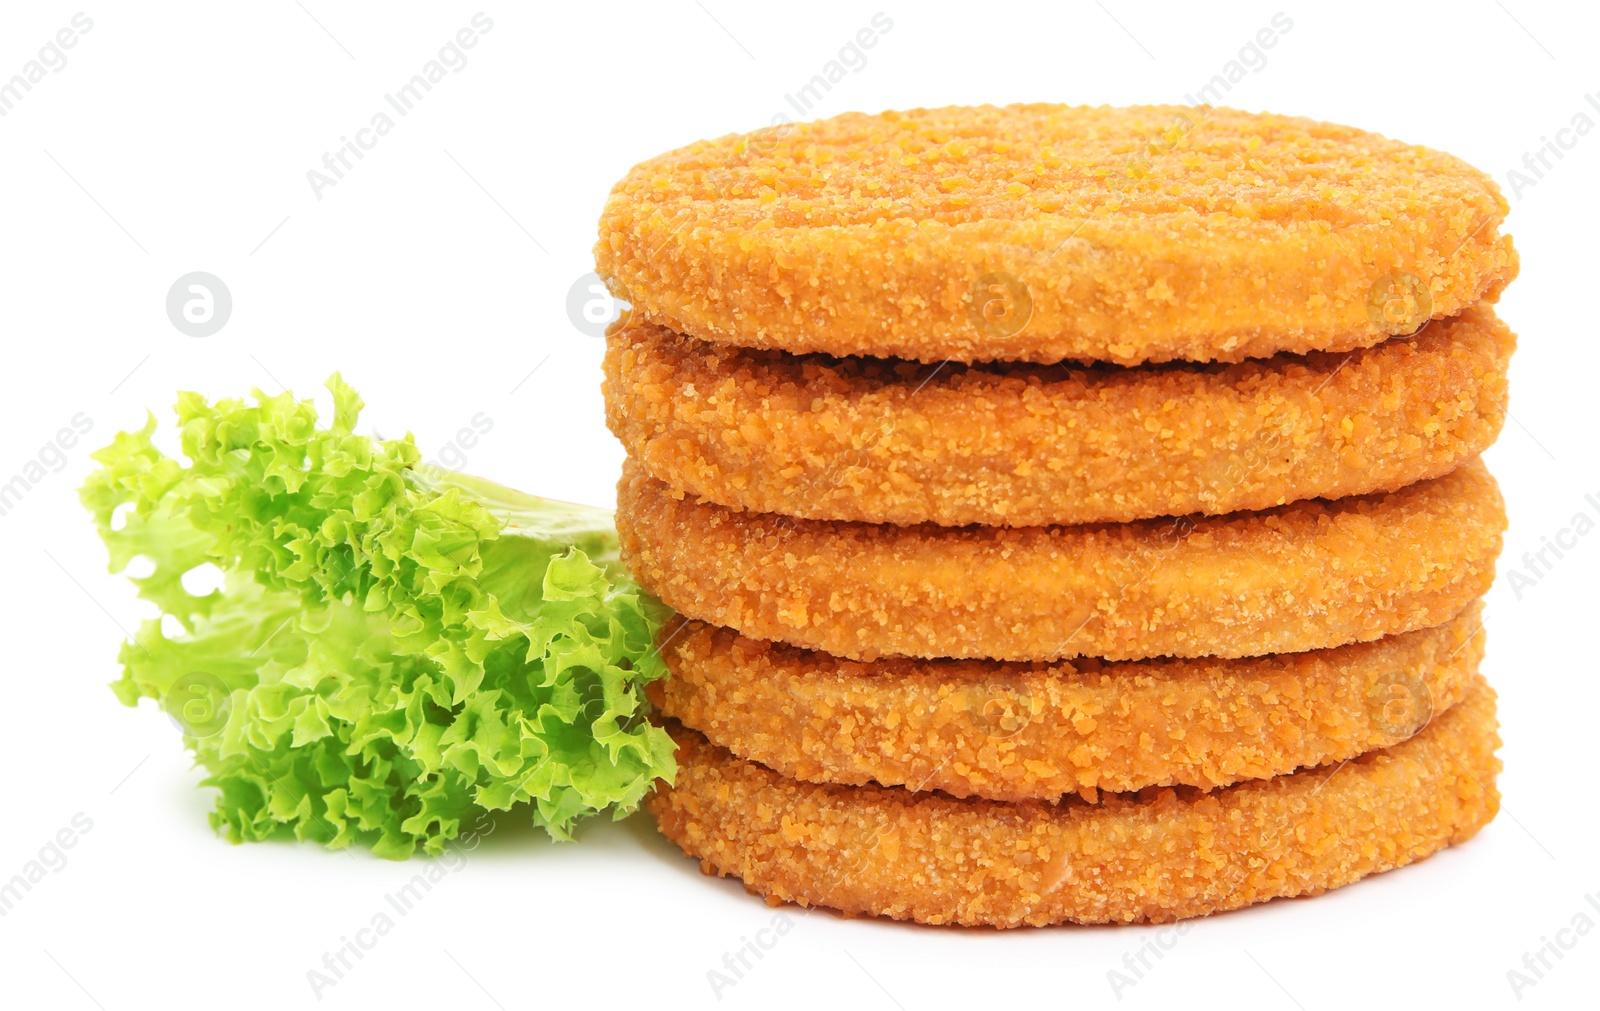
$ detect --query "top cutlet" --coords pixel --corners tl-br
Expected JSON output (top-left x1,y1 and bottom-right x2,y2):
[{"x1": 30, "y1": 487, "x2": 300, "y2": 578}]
[{"x1": 596, "y1": 104, "x2": 1516, "y2": 365}]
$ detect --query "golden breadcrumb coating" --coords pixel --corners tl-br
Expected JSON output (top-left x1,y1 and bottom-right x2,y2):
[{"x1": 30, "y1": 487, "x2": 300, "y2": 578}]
[
  {"x1": 605, "y1": 307, "x2": 1513, "y2": 527},
  {"x1": 648, "y1": 676, "x2": 1500, "y2": 926},
  {"x1": 616, "y1": 458, "x2": 1504, "y2": 662},
  {"x1": 596, "y1": 104, "x2": 1517, "y2": 366},
  {"x1": 649, "y1": 601, "x2": 1483, "y2": 801}
]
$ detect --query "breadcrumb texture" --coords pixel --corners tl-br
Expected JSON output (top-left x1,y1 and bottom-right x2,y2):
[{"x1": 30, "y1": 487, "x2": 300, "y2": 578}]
[
  {"x1": 596, "y1": 104, "x2": 1517, "y2": 366},
  {"x1": 648, "y1": 677, "x2": 1500, "y2": 926},
  {"x1": 605, "y1": 307, "x2": 1513, "y2": 526},
  {"x1": 649, "y1": 601, "x2": 1483, "y2": 801},
  {"x1": 615, "y1": 459, "x2": 1505, "y2": 661}
]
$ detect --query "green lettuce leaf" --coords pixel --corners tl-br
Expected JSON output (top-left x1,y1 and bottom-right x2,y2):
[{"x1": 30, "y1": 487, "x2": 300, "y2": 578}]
[{"x1": 82, "y1": 375, "x2": 675, "y2": 858}]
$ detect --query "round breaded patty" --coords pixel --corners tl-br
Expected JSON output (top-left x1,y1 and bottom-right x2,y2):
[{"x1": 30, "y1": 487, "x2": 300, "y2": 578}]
[
  {"x1": 596, "y1": 104, "x2": 1517, "y2": 366},
  {"x1": 616, "y1": 459, "x2": 1504, "y2": 662},
  {"x1": 605, "y1": 307, "x2": 1513, "y2": 527},
  {"x1": 648, "y1": 676, "x2": 1500, "y2": 926},
  {"x1": 649, "y1": 601, "x2": 1483, "y2": 801}
]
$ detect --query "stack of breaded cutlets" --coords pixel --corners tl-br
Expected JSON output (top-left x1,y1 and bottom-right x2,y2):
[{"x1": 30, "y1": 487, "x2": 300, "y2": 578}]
[{"x1": 597, "y1": 104, "x2": 1517, "y2": 926}]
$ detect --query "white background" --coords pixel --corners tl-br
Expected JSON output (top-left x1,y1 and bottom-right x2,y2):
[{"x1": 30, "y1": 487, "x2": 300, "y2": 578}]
[{"x1": 1, "y1": 2, "x2": 1596, "y2": 1009}]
